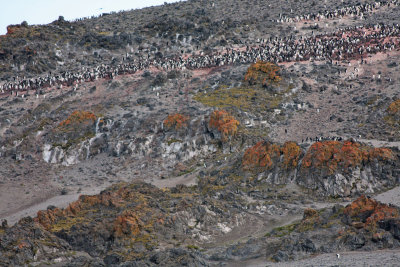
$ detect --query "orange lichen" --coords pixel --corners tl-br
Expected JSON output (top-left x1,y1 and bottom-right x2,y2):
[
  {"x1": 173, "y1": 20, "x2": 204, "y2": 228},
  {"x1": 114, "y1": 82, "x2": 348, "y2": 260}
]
[
  {"x1": 6, "y1": 25, "x2": 22, "y2": 35},
  {"x1": 302, "y1": 140, "x2": 394, "y2": 174},
  {"x1": 366, "y1": 204, "x2": 399, "y2": 228},
  {"x1": 303, "y1": 208, "x2": 318, "y2": 219},
  {"x1": 244, "y1": 61, "x2": 282, "y2": 86},
  {"x1": 242, "y1": 141, "x2": 281, "y2": 170},
  {"x1": 369, "y1": 147, "x2": 395, "y2": 161},
  {"x1": 35, "y1": 188, "x2": 127, "y2": 230},
  {"x1": 113, "y1": 210, "x2": 142, "y2": 237},
  {"x1": 36, "y1": 208, "x2": 64, "y2": 230},
  {"x1": 344, "y1": 195, "x2": 377, "y2": 219},
  {"x1": 58, "y1": 110, "x2": 96, "y2": 128},
  {"x1": 163, "y1": 113, "x2": 189, "y2": 130},
  {"x1": 17, "y1": 241, "x2": 29, "y2": 250},
  {"x1": 35, "y1": 183, "x2": 165, "y2": 241},
  {"x1": 298, "y1": 208, "x2": 321, "y2": 231},
  {"x1": 387, "y1": 99, "x2": 400, "y2": 115},
  {"x1": 35, "y1": 199, "x2": 89, "y2": 231},
  {"x1": 242, "y1": 141, "x2": 300, "y2": 170},
  {"x1": 344, "y1": 195, "x2": 399, "y2": 229},
  {"x1": 281, "y1": 141, "x2": 301, "y2": 169},
  {"x1": 209, "y1": 110, "x2": 239, "y2": 141},
  {"x1": 302, "y1": 141, "x2": 341, "y2": 172}
]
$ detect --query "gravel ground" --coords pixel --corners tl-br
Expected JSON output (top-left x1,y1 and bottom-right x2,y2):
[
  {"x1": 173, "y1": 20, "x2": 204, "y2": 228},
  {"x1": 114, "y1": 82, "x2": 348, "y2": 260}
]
[
  {"x1": 229, "y1": 249, "x2": 400, "y2": 267},
  {"x1": 376, "y1": 186, "x2": 400, "y2": 207}
]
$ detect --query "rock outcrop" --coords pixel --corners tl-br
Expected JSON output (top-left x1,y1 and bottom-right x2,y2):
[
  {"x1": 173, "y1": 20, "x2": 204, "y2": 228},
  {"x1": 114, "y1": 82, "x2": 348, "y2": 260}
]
[
  {"x1": 298, "y1": 141, "x2": 398, "y2": 196},
  {"x1": 217, "y1": 195, "x2": 400, "y2": 263},
  {"x1": 239, "y1": 139, "x2": 399, "y2": 196}
]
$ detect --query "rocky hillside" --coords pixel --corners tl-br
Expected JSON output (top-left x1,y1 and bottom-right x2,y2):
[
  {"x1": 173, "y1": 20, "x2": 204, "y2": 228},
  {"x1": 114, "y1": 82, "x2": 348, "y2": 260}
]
[
  {"x1": 1, "y1": 0, "x2": 400, "y2": 266},
  {"x1": 1, "y1": 0, "x2": 399, "y2": 80},
  {"x1": 1, "y1": 184, "x2": 400, "y2": 266}
]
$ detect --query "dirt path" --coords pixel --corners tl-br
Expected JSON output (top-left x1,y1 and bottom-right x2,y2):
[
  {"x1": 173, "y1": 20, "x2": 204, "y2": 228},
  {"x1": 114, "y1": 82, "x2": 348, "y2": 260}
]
[
  {"x1": 3, "y1": 194, "x2": 82, "y2": 225},
  {"x1": 2, "y1": 187, "x2": 106, "y2": 226}
]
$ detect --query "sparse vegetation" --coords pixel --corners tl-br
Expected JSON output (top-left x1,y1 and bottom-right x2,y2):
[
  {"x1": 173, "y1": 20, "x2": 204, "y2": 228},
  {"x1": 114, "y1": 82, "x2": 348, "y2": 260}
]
[
  {"x1": 194, "y1": 82, "x2": 291, "y2": 113},
  {"x1": 166, "y1": 138, "x2": 182, "y2": 145},
  {"x1": 387, "y1": 99, "x2": 400, "y2": 115},
  {"x1": 244, "y1": 61, "x2": 282, "y2": 86},
  {"x1": 268, "y1": 223, "x2": 297, "y2": 237},
  {"x1": 163, "y1": 114, "x2": 189, "y2": 130},
  {"x1": 57, "y1": 110, "x2": 96, "y2": 130},
  {"x1": 385, "y1": 99, "x2": 400, "y2": 129},
  {"x1": 186, "y1": 244, "x2": 199, "y2": 250}
]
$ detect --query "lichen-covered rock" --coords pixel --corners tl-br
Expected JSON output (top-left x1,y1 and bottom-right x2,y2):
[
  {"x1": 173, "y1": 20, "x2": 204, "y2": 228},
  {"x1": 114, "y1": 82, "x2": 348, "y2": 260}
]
[
  {"x1": 301, "y1": 140, "x2": 394, "y2": 174},
  {"x1": 163, "y1": 113, "x2": 189, "y2": 131},
  {"x1": 298, "y1": 141, "x2": 397, "y2": 196},
  {"x1": 0, "y1": 217, "x2": 72, "y2": 267},
  {"x1": 18, "y1": 182, "x2": 244, "y2": 264},
  {"x1": 51, "y1": 110, "x2": 97, "y2": 143},
  {"x1": 242, "y1": 141, "x2": 301, "y2": 171},
  {"x1": 208, "y1": 110, "x2": 239, "y2": 141},
  {"x1": 343, "y1": 195, "x2": 399, "y2": 230},
  {"x1": 40, "y1": 109, "x2": 218, "y2": 169},
  {"x1": 242, "y1": 141, "x2": 281, "y2": 170},
  {"x1": 241, "y1": 140, "x2": 301, "y2": 184},
  {"x1": 387, "y1": 99, "x2": 400, "y2": 116},
  {"x1": 244, "y1": 61, "x2": 282, "y2": 86},
  {"x1": 218, "y1": 196, "x2": 400, "y2": 263},
  {"x1": 239, "y1": 139, "x2": 398, "y2": 196}
]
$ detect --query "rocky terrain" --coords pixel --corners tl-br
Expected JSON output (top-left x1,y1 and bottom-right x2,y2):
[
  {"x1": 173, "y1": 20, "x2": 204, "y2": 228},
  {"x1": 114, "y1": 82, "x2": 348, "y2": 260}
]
[{"x1": 1, "y1": 0, "x2": 400, "y2": 266}]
